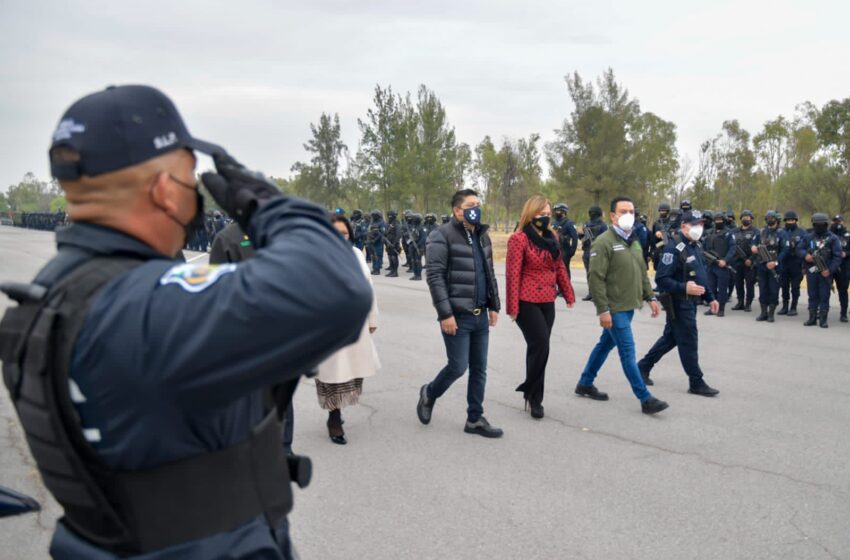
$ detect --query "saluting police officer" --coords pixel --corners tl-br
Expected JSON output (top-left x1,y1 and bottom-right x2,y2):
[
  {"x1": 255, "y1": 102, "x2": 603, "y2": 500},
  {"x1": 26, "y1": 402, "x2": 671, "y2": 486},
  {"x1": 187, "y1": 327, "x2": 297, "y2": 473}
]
[
  {"x1": 637, "y1": 210, "x2": 720, "y2": 396},
  {"x1": 799, "y1": 213, "x2": 843, "y2": 328},
  {"x1": 778, "y1": 210, "x2": 805, "y2": 316},
  {"x1": 751, "y1": 210, "x2": 788, "y2": 323},
  {"x1": 730, "y1": 209, "x2": 759, "y2": 312},
  {"x1": 829, "y1": 215, "x2": 850, "y2": 322},
  {"x1": 0, "y1": 85, "x2": 372, "y2": 559},
  {"x1": 702, "y1": 212, "x2": 735, "y2": 317}
]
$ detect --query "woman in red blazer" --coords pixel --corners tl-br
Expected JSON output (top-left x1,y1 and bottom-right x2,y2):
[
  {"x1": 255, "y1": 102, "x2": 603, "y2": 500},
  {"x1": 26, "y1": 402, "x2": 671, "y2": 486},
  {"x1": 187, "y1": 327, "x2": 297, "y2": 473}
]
[{"x1": 506, "y1": 195, "x2": 576, "y2": 419}]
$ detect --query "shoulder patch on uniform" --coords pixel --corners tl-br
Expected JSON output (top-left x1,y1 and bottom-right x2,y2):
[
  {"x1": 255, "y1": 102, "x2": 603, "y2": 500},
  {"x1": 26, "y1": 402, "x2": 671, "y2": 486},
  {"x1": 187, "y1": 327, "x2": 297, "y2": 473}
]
[
  {"x1": 159, "y1": 263, "x2": 237, "y2": 293},
  {"x1": 686, "y1": 255, "x2": 696, "y2": 263},
  {"x1": 675, "y1": 242, "x2": 686, "y2": 252},
  {"x1": 590, "y1": 252, "x2": 597, "y2": 257},
  {"x1": 662, "y1": 253, "x2": 674, "y2": 265}
]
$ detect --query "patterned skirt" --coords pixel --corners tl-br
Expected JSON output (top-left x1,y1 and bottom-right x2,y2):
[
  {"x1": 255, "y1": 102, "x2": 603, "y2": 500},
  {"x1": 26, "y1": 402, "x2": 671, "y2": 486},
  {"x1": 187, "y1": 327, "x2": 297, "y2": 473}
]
[{"x1": 315, "y1": 378, "x2": 364, "y2": 410}]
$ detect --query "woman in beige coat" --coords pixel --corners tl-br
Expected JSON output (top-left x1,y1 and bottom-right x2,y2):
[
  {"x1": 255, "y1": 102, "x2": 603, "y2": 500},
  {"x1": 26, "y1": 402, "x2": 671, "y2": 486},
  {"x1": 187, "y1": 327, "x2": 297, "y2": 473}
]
[{"x1": 316, "y1": 214, "x2": 381, "y2": 444}]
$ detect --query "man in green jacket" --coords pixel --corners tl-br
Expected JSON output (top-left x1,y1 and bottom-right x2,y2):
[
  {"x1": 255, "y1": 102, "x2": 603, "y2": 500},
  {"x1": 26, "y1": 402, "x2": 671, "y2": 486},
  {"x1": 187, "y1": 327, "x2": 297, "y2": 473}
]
[{"x1": 575, "y1": 196, "x2": 669, "y2": 415}]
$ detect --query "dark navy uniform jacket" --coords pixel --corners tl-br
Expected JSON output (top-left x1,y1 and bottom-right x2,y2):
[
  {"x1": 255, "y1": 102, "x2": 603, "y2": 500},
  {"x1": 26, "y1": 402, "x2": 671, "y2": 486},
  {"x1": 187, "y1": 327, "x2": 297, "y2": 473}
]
[
  {"x1": 751, "y1": 227, "x2": 789, "y2": 270},
  {"x1": 655, "y1": 234, "x2": 716, "y2": 303},
  {"x1": 38, "y1": 197, "x2": 372, "y2": 559},
  {"x1": 552, "y1": 217, "x2": 578, "y2": 259},
  {"x1": 796, "y1": 231, "x2": 843, "y2": 274}
]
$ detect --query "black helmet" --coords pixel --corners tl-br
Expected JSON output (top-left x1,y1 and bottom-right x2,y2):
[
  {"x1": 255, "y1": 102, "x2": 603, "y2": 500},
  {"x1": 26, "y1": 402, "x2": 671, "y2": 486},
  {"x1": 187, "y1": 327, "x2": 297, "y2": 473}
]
[
  {"x1": 403, "y1": 209, "x2": 412, "y2": 217},
  {"x1": 784, "y1": 210, "x2": 798, "y2": 221},
  {"x1": 588, "y1": 206, "x2": 602, "y2": 219},
  {"x1": 553, "y1": 203, "x2": 569, "y2": 212},
  {"x1": 680, "y1": 199, "x2": 692, "y2": 210},
  {"x1": 765, "y1": 210, "x2": 780, "y2": 222},
  {"x1": 387, "y1": 209, "x2": 398, "y2": 220},
  {"x1": 833, "y1": 214, "x2": 844, "y2": 223},
  {"x1": 424, "y1": 213, "x2": 436, "y2": 224},
  {"x1": 371, "y1": 210, "x2": 383, "y2": 220},
  {"x1": 441, "y1": 215, "x2": 450, "y2": 224},
  {"x1": 812, "y1": 213, "x2": 829, "y2": 224},
  {"x1": 703, "y1": 210, "x2": 714, "y2": 221},
  {"x1": 351, "y1": 209, "x2": 363, "y2": 221},
  {"x1": 658, "y1": 202, "x2": 671, "y2": 212},
  {"x1": 741, "y1": 209, "x2": 754, "y2": 219},
  {"x1": 410, "y1": 213, "x2": 423, "y2": 225}
]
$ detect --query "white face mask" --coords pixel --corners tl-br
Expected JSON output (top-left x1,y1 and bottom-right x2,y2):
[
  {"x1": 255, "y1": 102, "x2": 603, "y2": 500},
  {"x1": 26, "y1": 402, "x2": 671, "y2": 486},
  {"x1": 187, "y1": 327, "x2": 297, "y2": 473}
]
[
  {"x1": 617, "y1": 212, "x2": 635, "y2": 231},
  {"x1": 687, "y1": 225, "x2": 704, "y2": 241}
]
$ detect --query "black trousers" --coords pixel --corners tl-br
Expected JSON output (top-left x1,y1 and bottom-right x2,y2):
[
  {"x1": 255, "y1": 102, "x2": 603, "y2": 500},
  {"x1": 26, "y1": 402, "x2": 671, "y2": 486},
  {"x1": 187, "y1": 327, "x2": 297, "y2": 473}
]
[
  {"x1": 562, "y1": 255, "x2": 573, "y2": 279},
  {"x1": 515, "y1": 301, "x2": 556, "y2": 406},
  {"x1": 834, "y1": 260, "x2": 850, "y2": 313},
  {"x1": 733, "y1": 261, "x2": 757, "y2": 304}
]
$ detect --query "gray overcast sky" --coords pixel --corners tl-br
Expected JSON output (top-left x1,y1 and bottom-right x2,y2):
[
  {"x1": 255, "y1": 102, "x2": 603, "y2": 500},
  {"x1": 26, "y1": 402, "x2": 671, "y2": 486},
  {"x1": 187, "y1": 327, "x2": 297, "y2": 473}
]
[{"x1": 1, "y1": 0, "x2": 849, "y2": 192}]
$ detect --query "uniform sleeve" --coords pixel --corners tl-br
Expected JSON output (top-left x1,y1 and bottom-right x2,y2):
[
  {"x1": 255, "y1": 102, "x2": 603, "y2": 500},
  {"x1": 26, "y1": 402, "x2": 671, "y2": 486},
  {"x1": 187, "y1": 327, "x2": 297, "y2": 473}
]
[
  {"x1": 751, "y1": 230, "x2": 761, "y2": 250},
  {"x1": 723, "y1": 232, "x2": 736, "y2": 262},
  {"x1": 426, "y1": 229, "x2": 453, "y2": 320},
  {"x1": 588, "y1": 239, "x2": 611, "y2": 315},
  {"x1": 81, "y1": 196, "x2": 373, "y2": 411},
  {"x1": 829, "y1": 236, "x2": 843, "y2": 273},
  {"x1": 796, "y1": 234, "x2": 810, "y2": 260},
  {"x1": 564, "y1": 223, "x2": 578, "y2": 257},
  {"x1": 776, "y1": 230, "x2": 789, "y2": 263},
  {"x1": 505, "y1": 233, "x2": 525, "y2": 316},
  {"x1": 655, "y1": 243, "x2": 686, "y2": 296},
  {"x1": 208, "y1": 232, "x2": 231, "y2": 264},
  {"x1": 555, "y1": 253, "x2": 575, "y2": 305}
]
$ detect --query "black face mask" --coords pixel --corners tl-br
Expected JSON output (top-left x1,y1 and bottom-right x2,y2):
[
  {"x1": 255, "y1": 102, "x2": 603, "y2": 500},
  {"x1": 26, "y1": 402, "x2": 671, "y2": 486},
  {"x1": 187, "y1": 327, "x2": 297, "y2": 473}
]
[
  {"x1": 814, "y1": 223, "x2": 829, "y2": 234},
  {"x1": 659, "y1": 211, "x2": 669, "y2": 219},
  {"x1": 554, "y1": 211, "x2": 565, "y2": 221},
  {"x1": 741, "y1": 218, "x2": 752, "y2": 226},
  {"x1": 532, "y1": 216, "x2": 550, "y2": 230},
  {"x1": 766, "y1": 219, "x2": 777, "y2": 227},
  {"x1": 785, "y1": 222, "x2": 796, "y2": 230},
  {"x1": 714, "y1": 222, "x2": 725, "y2": 230}
]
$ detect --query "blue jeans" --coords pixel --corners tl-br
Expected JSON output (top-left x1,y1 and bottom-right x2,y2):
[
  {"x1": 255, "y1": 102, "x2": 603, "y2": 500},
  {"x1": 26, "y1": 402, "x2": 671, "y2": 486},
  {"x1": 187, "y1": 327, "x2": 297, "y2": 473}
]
[
  {"x1": 579, "y1": 310, "x2": 651, "y2": 402},
  {"x1": 427, "y1": 312, "x2": 489, "y2": 422}
]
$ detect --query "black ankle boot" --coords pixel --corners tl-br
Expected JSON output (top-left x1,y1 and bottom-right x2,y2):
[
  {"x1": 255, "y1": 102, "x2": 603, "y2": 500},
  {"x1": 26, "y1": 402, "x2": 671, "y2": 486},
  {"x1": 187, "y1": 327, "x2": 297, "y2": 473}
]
[
  {"x1": 767, "y1": 304, "x2": 776, "y2": 323},
  {"x1": 717, "y1": 303, "x2": 725, "y2": 317},
  {"x1": 744, "y1": 302, "x2": 752, "y2": 312},
  {"x1": 755, "y1": 304, "x2": 768, "y2": 321},
  {"x1": 803, "y1": 310, "x2": 818, "y2": 326},
  {"x1": 819, "y1": 311, "x2": 829, "y2": 328},
  {"x1": 731, "y1": 301, "x2": 745, "y2": 311},
  {"x1": 788, "y1": 300, "x2": 798, "y2": 316},
  {"x1": 841, "y1": 309, "x2": 848, "y2": 323},
  {"x1": 777, "y1": 302, "x2": 789, "y2": 315}
]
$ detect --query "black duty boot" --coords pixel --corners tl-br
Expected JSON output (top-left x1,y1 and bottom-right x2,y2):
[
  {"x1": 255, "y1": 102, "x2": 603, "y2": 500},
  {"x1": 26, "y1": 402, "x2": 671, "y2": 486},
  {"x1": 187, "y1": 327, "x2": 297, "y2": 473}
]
[
  {"x1": 410, "y1": 275, "x2": 422, "y2": 281},
  {"x1": 755, "y1": 304, "x2": 768, "y2": 322},
  {"x1": 717, "y1": 303, "x2": 725, "y2": 317},
  {"x1": 841, "y1": 309, "x2": 848, "y2": 323},
  {"x1": 703, "y1": 308, "x2": 714, "y2": 316},
  {"x1": 819, "y1": 311, "x2": 829, "y2": 329},
  {"x1": 582, "y1": 293, "x2": 593, "y2": 302},
  {"x1": 767, "y1": 304, "x2": 776, "y2": 323},
  {"x1": 731, "y1": 300, "x2": 745, "y2": 311},
  {"x1": 386, "y1": 270, "x2": 398, "y2": 278},
  {"x1": 744, "y1": 301, "x2": 752, "y2": 312},
  {"x1": 777, "y1": 302, "x2": 789, "y2": 315},
  {"x1": 788, "y1": 300, "x2": 798, "y2": 317},
  {"x1": 803, "y1": 310, "x2": 818, "y2": 326}
]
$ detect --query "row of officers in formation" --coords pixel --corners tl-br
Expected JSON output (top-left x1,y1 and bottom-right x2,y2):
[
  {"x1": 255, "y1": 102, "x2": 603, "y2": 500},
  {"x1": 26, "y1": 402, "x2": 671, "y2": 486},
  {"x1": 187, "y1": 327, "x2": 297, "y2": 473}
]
[{"x1": 339, "y1": 199, "x2": 850, "y2": 328}]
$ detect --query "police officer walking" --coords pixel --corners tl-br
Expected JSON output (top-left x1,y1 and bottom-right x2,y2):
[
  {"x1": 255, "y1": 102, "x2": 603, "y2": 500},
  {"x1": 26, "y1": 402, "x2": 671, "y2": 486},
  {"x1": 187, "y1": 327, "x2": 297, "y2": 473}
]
[
  {"x1": 778, "y1": 211, "x2": 805, "y2": 317},
  {"x1": 751, "y1": 210, "x2": 788, "y2": 323},
  {"x1": 580, "y1": 206, "x2": 608, "y2": 301},
  {"x1": 829, "y1": 215, "x2": 850, "y2": 322},
  {"x1": 638, "y1": 210, "x2": 720, "y2": 396},
  {"x1": 799, "y1": 213, "x2": 843, "y2": 328},
  {"x1": 552, "y1": 202, "x2": 578, "y2": 278},
  {"x1": 702, "y1": 212, "x2": 735, "y2": 317},
  {"x1": 730, "y1": 209, "x2": 759, "y2": 312},
  {"x1": 0, "y1": 85, "x2": 372, "y2": 559}
]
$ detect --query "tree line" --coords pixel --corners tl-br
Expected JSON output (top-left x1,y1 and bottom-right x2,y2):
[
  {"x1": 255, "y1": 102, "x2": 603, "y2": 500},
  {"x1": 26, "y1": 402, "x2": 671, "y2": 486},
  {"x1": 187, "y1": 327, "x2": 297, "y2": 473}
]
[{"x1": 5, "y1": 69, "x2": 849, "y2": 230}]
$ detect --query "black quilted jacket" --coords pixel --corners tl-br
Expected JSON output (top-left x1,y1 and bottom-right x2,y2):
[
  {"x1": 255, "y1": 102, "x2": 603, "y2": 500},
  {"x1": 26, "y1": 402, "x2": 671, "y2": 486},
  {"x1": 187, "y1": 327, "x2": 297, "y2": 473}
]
[{"x1": 425, "y1": 218, "x2": 501, "y2": 320}]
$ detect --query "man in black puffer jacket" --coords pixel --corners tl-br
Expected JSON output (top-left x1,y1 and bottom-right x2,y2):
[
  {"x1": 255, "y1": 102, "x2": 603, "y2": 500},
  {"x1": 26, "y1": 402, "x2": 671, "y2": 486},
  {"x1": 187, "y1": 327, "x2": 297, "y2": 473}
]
[{"x1": 416, "y1": 189, "x2": 503, "y2": 438}]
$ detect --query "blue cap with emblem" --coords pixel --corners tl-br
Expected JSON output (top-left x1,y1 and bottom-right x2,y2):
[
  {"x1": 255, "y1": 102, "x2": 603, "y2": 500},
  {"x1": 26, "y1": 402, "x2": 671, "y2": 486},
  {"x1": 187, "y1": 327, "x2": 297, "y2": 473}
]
[
  {"x1": 680, "y1": 210, "x2": 706, "y2": 225},
  {"x1": 49, "y1": 85, "x2": 225, "y2": 181}
]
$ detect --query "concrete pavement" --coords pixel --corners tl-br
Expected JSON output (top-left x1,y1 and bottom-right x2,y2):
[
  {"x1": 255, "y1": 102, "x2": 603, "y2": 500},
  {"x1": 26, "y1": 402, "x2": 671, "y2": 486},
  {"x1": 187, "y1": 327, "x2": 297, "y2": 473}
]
[{"x1": 1, "y1": 225, "x2": 848, "y2": 559}]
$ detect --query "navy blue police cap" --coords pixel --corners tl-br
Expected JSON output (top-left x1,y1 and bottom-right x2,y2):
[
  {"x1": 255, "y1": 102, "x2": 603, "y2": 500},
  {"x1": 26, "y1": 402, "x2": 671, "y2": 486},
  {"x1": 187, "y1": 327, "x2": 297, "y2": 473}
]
[
  {"x1": 681, "y1": 210, "x2": 706, "y2": 225},
  {"x1": 49, "y1": 85, "x2": 225, "y2": 180}
]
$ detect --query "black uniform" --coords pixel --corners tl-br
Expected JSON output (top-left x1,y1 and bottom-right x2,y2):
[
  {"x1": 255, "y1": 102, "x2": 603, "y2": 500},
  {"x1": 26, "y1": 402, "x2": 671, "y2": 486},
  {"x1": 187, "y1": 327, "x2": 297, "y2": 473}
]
[
  {"x1": 780, "y1": 220, "x2": 805, "y2": 316},
  {"x1": 384, "y1": 212, "x2": 402, "y2": 276},
  {"x1": 581, "y1": 210, "x2": 608, "y2": 299},
  {"x1": 830, "y1": 221, "x2": 850, "y2": 320},
  {"x1": 730, "y1": 222, "x2": 758, "y2": 311}
]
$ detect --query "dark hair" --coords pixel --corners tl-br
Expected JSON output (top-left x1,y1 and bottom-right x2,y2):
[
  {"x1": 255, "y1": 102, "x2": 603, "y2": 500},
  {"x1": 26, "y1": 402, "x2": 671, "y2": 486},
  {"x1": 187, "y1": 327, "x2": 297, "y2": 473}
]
[
  {"x1": 610, "y1": 196, "x2": 634, "y2": 213},
  {"x1": 451, "y1": 189, "x2": 479, "y2": 208},
  {"x1": 329, "y1": 213, "x2": 354, "y2": 244}
]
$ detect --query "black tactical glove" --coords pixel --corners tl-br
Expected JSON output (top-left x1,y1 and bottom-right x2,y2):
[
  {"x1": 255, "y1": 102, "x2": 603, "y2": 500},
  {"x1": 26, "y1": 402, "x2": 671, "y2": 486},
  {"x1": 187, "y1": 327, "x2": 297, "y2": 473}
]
[{"x1": 201, "y1": 153, "x2": 282, "y2": 231}]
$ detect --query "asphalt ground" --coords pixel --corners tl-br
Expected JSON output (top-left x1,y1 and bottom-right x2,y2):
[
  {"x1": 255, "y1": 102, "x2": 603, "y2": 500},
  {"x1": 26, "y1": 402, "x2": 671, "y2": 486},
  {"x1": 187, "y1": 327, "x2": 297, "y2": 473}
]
[{"x1": 1, "y1": 225, "x2": 848, "y2": 560}]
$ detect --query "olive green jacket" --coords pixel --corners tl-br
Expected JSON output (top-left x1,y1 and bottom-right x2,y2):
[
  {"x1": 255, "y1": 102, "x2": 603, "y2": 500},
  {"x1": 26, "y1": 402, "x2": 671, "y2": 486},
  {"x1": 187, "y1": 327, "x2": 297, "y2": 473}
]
[{"x1": 588, "y1": 228, "x2": 655, "y2": 316}]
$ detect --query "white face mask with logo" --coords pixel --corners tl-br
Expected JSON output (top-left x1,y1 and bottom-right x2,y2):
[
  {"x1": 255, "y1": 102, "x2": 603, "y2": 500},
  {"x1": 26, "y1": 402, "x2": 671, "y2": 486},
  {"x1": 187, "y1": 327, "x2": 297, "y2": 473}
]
[
  {"x1": 687, "y1": 224, "x2": 704, "y2": 241},
  {"x1": 617, "y1": 212, "x2": 635, "y2": 231}
]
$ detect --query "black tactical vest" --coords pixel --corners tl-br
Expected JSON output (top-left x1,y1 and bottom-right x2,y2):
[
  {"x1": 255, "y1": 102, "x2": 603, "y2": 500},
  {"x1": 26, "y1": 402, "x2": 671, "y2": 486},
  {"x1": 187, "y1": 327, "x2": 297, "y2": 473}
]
[{"x1": 0, "y1": 257, "x2": 308, "y2": 555}]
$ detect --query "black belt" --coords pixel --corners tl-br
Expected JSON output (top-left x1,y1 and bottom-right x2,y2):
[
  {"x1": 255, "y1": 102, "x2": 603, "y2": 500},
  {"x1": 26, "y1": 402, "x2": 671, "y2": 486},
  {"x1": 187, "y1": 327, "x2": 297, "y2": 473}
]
[{"x1": 469, "y1": 307, "x2": 485, "y2": 316}]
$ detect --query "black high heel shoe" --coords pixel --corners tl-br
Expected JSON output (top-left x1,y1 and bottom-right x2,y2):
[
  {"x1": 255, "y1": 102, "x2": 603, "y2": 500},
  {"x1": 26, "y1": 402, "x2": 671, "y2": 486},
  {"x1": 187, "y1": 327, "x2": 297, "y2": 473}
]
[{"x1": 327, "y1": 410, "x2": 347, "y2": 445}]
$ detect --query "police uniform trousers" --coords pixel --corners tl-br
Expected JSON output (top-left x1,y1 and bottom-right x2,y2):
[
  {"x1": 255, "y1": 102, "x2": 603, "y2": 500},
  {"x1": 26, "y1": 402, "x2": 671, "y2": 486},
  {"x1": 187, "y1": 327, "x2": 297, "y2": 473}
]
[
  {"x1": 411, "y1": 251, "x2": 423, "y2": 277},
  {"x1": 780, "y1": 260, "x2": 803, "y2": 306},
  {"x1": 756, "y1": 264, "x2": 780, "y2": 305},
  {"x1": 582, "y1": 251, "x2": 591, "y2": 289},
  {"x1": 562, "y1": 255, "x2": 573, "y2": 279},
  {"x1": 371, "y1": 241, "x2": 384, "y2": 272},
  {"x1": 833, "y1": 260, "x2": 850, "y2": 315},
  {"x1": 707, "y1": 265, "x2": 731, "y2": 305},
  {"x1": 387, "y1": 245, "x2": 399, "y2": 273},
  {"x1": 733, "y1": 260, "x2": 757, "y2": 304},
  {"x1": 807, "y1": 271, "x2": 832, "y2": 313},
  {"x1": 637, "y1": 300, "x2": 705, "y2": 388}
]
